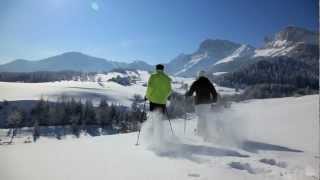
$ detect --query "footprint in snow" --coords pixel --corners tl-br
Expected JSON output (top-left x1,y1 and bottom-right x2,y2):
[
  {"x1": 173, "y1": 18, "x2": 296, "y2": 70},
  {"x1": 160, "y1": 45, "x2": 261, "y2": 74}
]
[
  {"x1": 188, "y1": 173, "x2": 201, "y2": 178},
  {"x1": 259, "y1": 158, "x2": 287, "y2": 168},
  {"x1": 229, "y1": 161, "x2": 270, "y2": 174}
]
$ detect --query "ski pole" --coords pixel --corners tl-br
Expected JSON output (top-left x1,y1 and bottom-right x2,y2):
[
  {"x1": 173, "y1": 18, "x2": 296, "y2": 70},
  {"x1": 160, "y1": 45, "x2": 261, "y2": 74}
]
[
  {"x1": 165, "y1": 108, "x2": 175, "y2": 135},
  {"x1": 184, "y1": 97, "x2": 187, "y2": 135},
  {"x1": 135, "y1": 100, "x2": 146, "y2": 146}
]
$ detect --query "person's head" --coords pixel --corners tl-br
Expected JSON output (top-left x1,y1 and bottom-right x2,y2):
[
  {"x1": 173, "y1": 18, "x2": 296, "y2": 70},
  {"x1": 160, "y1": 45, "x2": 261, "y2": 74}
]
[
  {"x1": 156, "y1": 64, "x2": 164, "y2": 71},
  {"x1": 197, "y1": 70, "x2": 206, "y2": 78}
]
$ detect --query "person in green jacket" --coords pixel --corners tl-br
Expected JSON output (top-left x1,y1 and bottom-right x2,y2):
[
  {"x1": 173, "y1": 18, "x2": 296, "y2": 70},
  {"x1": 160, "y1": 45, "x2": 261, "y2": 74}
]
[{"x1": 145, "y1": 64, "x2": 172, "y2": 114}]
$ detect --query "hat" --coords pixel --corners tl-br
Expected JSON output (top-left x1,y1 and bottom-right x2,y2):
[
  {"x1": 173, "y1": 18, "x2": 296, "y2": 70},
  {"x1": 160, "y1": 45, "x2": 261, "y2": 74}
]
[
  {"x1": 197, "y1": 70, "x2": 206, "y2": 78},
  {"x1": 156, "y1": 64, "x2": 164, "y2": 70}
]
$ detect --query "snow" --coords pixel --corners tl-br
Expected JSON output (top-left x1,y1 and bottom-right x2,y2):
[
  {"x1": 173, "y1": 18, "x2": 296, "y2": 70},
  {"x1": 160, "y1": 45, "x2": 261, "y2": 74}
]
[
  {"x1": 95, "y1": 72, "x2": 126, "y2": 81},
  {"x1": 214, "y1": 45, "x2": 254, "y2": 65},
  {"x1": 271, "y1": 40, "x2": 288, "y2": 48},
  {"x1": 0, "y1": 70, "x2": 150, "y2": 106},
  {"x1": 136, "y1": 70, "x2": 150, "y2": 83},
  {"x1": 0, "y1": 95, "x2": 318, "y2": 180},
  {"x1": 94, "y1": 70, "x2": 143, "y2": 83},
  {"x1": 233, "y1": 95, "x2": 319, "y2": 154},
  {"x1": 0, "y1": 73, "x2": 239, "y2": 106},
  {"x1": 213, "y1": 72, "x2": 228, "y2": 76},
  {"x1": 254, "y1": 45, "x2": 296, "y2": 57},
  {"x1": 0, "y1": 81, "x2": 146, "y2": 106},
  {"x1": 174, "y1": 52, "x2": 208, "y2": 75}
]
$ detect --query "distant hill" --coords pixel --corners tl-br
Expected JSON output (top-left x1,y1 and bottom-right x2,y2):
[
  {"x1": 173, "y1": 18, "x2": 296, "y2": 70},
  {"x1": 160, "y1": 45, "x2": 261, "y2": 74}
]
[{"x1": 0, "y1": 52, "x2": 153, "y2": 72}]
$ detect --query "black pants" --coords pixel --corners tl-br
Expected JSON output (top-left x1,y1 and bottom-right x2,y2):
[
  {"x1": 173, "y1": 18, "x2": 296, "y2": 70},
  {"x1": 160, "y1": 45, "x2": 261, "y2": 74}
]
[{"x1": 149, "y1": 102, "x2": 166, "y2": 114}]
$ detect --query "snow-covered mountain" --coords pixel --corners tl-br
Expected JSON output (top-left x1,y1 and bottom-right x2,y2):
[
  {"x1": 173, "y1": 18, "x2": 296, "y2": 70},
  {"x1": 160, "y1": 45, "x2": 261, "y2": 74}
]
[
  {"x1": 211, "y1": 27, "x2": 319, "y2": 97},
  {"x1": 254, "y1": 26, "x2": 318, "y2": 58},
  {"x1": 0, "y1": 52, "x2": 153, "y2": 72},
  {"x1": 167, "y1": 26, "x2": 318, "y2": 77},
  {"x1": 0, "y1": 26, "x2": 316, "y2": 77},
  {"x1": 166, "y1": 40, "x2": 257, "y2": 77},
  {"x1": 214, "y1": 45, "x2": 255, "y2": 65},
  {"x1": 166, "y1": 39, "x2": 244, "y2": 76}
]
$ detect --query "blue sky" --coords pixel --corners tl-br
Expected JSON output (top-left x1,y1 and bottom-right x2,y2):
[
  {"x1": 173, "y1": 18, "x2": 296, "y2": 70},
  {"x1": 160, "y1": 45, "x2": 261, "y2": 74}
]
[{"x1": 0, "y1": 0, "x2": 318, "y2": 64}]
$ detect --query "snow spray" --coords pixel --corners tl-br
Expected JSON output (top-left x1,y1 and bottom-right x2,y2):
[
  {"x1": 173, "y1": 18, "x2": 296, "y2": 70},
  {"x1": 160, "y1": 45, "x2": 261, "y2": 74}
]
[
  {"x1": 198, "y1": 103, "x2": 247, "y2": 147},
  {"x1": 140, "y1": 110, "x2": 180, "y2": 153}
]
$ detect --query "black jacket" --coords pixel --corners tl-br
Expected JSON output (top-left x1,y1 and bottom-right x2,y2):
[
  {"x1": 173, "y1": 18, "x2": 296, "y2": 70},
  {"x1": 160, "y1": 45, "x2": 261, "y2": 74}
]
[{"x1": 185, "y1": 77, "x2": 218, "y2": 105}]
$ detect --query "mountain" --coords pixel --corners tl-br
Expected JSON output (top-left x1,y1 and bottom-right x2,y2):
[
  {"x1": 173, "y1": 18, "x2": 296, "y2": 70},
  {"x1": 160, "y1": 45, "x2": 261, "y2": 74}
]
[
  {"x1": 212, "y1": 26, "x2": 319, "y2": 99},
  {"x1": 125, "y1": 60, "x2": 153, "y2": 71},
  {"x1": 207, "y1": 44, "x2": 256, "y2": 74},
  {"x1": 166, "y1": 39, "x2": 244, "y2": 76},
  {"x1": 254, "y1": 26, "x2": 318, "y2": 58},
  {"x1": 0, "y1": 52, "x2": 152, "y2": 72},
  {"x1": 0, "y1": 26, "x2": 316, "y2": 76},
  {"x1": 167, "y1": 26, "x2": 318, "y2": 77}
]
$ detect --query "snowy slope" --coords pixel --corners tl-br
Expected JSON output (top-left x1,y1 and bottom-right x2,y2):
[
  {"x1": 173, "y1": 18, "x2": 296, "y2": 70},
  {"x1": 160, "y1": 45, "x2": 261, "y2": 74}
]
[
  {"x1": 0, "y1": 70, "x2": 149, "y2": 106},
  {"x1": 174, "y1": 52, "x2": 209, "y2": 75},
  {"x1": 0, "y1": 71, "x2": 238, "y2": 106},
  {"x1": 0, "y1": 81, "x2": 145, "y2": 106},
  {"x1": 254, "y1": 45, "x2": 297, "y2": 57},
  {"x1": 0, "y1": 95, "x2": 318, "y2": 180},
  {"x1": 214, "y1": 45, "x2": 254, "y2": 65},
  {"x1": 168, "y1": 39, "x2": 241, "y2": 76}
]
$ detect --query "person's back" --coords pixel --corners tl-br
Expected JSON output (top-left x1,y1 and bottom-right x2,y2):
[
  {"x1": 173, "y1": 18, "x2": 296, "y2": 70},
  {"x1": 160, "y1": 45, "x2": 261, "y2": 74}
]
[
  {"x1": 146, "y1": 64, "x2": 172, "y2": 113},
  {"x1": 186, "y1": 76, "x2": 217, "y2": 105},
  {"x1": 146, "y1": 70, "x2": 171, "y2": 105},
  {"x1": 185, "y1": 70, "x2": 218, "y2": 139}
]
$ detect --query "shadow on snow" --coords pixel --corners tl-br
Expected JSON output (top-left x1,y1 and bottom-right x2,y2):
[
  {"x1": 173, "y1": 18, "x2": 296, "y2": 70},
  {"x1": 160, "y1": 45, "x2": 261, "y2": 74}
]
[
  {"x1": 241, "y1": 140, "x2": 303, "y2": 153},
  {"x1": 151, "y1": 142, "x2": 250, "y2": 163}
]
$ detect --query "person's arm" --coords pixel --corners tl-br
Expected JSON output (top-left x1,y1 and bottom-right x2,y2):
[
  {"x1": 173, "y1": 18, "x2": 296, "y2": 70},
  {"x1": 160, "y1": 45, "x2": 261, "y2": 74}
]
[
  {"x1": 145, "y1": 75, "x2": 154, "y2": 100},
  {"x1": 168, "y1": 79, "x2": 172, "y2": 97},
  {"x1": 164, "y1": 77, "x2": 172, "y2": 100},
  {"x1": 208, "y1": 81, "x2": 218, "y2": 102},
  {"x1": 185, "y1": 81, "x2": 196, "y2": 97}
]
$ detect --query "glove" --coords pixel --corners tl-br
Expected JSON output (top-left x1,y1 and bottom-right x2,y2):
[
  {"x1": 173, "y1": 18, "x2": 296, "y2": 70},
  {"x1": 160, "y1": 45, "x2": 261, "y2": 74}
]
[{"x1": 144, "y1": 96, "x2": 147, "y2": 101}]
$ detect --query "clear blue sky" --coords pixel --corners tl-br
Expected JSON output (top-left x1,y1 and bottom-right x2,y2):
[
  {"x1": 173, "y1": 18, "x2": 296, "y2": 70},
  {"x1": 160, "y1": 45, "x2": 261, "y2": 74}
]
[{"x1": 0, "y1": 0, "x2": 318, "y2": 64}]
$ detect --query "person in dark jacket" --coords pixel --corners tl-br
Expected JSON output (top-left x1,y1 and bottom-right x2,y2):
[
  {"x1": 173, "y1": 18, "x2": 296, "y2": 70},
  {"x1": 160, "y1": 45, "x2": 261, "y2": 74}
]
[{"x1": 185, "y1": 70, "x2": 218, "y2": 138}]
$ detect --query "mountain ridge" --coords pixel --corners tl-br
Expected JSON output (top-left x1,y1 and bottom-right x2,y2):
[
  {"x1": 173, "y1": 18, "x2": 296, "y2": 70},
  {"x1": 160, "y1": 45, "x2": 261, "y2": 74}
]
[
  {"x1": 0, "y1": 26, "x2": 317, "y2": 75},
  {"x1": 168, "y1": 26, "x2": 318, "y2": 76},
  {"x1": 0, "y1": 52, "x2": 153, "y2": 72}
]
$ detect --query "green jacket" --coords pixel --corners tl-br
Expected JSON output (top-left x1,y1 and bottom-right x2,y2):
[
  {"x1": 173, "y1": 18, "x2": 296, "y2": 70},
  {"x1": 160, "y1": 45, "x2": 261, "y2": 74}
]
[{"x1": 146, "y1": 70, "x2": 172, "y2": 105}]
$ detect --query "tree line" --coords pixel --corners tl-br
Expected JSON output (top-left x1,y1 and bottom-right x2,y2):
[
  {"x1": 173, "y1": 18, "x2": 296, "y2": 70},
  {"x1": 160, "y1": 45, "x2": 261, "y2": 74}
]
[
  {"x1": 1, "y1": 93, "x2": 195, "y2": 142},
  {"x1": 2, "y1": 95, "x2": 147, "y2": 142},
  {"x1": 213, "y1": 56, "x2": 319, "y2": 100},
  {"x1": 0, "y1": 71, "x2": 97, "y2": 83}
]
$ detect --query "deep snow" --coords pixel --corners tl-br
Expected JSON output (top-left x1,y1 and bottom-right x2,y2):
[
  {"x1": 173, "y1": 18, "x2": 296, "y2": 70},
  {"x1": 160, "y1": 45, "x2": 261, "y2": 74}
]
[{"x1": 0, "y1": 95, "x2": 318, "y2": 180}]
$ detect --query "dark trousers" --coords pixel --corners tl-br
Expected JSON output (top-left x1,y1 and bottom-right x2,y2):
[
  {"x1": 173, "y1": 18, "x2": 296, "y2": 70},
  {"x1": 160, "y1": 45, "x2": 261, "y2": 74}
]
[{"x1": 149, "y1": 102, "x2": 166, "y2": 114}]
